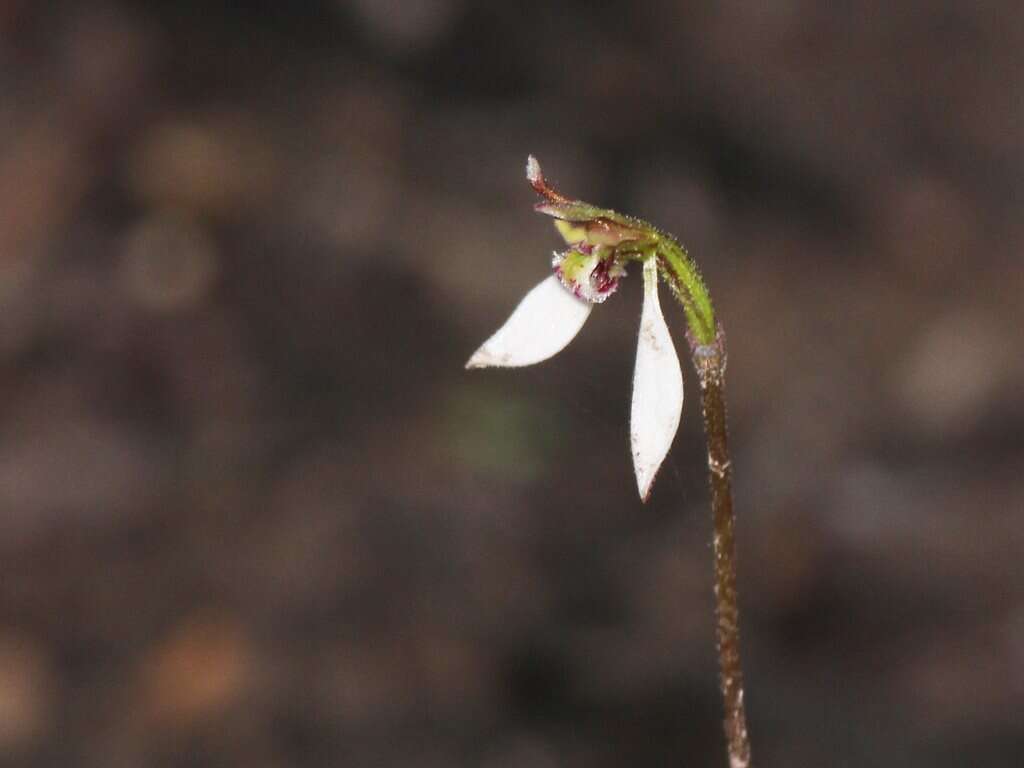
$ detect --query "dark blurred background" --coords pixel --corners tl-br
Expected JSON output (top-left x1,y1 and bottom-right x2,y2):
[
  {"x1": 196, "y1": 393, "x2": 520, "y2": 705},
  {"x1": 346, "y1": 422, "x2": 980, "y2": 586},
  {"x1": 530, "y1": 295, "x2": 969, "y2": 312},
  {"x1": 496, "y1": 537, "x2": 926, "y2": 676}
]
[{"x1": 0, "y1": 1, "x2": 1022, "y2": 766}]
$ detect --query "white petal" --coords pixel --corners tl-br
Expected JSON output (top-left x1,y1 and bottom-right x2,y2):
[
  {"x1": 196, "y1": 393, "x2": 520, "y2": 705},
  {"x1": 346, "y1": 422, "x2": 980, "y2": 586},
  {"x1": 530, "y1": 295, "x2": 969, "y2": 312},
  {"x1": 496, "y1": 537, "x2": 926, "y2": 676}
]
[
  {"x1": 466, "y1": 275, "x2": 592, "y2": 368},
  {"x1": 631, "y1": 258, "x2": 684, "y2": 501}
]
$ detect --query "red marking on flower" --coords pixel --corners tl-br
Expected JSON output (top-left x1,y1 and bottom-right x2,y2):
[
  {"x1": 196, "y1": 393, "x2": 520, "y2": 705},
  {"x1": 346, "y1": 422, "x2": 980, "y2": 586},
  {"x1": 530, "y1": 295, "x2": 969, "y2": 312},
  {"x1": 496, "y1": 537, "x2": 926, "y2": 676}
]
[{"x1": 591, "y1": 258, "x2": 619, "y2": 295}]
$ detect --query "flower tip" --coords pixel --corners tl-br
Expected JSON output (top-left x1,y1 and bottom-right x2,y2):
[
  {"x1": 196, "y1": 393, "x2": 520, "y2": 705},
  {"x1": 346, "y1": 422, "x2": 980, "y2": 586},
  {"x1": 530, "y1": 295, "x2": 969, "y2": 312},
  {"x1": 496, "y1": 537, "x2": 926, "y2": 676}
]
[
  {"x1": 526, "y1": 154, "x2": 542, "y2": 185},
  {"x1": 636, "y1": 471, "x2": 656, "y2": 503},
  {"x1": 533, "y1": 202, "x2": 563, "y2": 217},
  {"x1": 633, "y1": 442, "x2": 664, "y2": 501},
  {"x1": 464, "y1": 348, "x2": 495, "y2": 369},
  {"x1": 525, "y1": 155, "x2": 569, "y2": 203}
]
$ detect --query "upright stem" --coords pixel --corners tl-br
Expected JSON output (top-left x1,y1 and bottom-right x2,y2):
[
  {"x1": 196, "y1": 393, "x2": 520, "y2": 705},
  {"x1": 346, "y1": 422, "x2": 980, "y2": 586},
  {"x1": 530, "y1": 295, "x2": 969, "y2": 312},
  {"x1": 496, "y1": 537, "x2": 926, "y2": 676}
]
[
  {"x1": 520, "y1": 158, "x2": 752, "y2": 764},
  {"x1": 691, "y1": 329, "x2": 751, "y2": 768}
]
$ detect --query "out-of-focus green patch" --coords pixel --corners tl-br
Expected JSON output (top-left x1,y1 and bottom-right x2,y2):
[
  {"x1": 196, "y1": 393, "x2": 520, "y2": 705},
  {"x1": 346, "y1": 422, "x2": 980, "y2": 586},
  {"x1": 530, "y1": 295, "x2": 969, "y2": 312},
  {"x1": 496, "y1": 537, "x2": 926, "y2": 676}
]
[{"x1": 442, "y1": 383, "x2": 568, "y2": 483}]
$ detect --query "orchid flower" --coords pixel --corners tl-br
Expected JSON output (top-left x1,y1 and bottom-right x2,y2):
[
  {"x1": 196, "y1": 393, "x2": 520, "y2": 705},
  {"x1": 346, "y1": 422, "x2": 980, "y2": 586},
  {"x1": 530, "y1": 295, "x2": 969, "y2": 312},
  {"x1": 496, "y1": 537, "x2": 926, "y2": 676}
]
[
  {"x1": 465, "y1": 158, "x2": 754, "y2": 767},
  {"x1": 466, "y1": 156, "x2": 715, "y2": 501}
]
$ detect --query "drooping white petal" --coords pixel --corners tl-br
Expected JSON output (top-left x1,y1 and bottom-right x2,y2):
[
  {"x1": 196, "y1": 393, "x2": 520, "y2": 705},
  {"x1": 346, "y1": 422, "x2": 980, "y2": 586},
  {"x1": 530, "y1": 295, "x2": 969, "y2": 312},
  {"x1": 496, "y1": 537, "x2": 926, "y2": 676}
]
[
  {"x1": 630, "y1": 258, "x2": 684, "y2": 501},
  {"x1": 466, "y1": 275, "x2": 592, "y2": 369}
]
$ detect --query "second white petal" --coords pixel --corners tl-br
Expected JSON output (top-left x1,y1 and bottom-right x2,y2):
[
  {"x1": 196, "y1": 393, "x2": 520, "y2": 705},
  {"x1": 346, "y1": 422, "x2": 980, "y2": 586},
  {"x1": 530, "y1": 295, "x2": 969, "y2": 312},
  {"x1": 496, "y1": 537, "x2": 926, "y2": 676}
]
[
  {"x1": 466, "y1": 275, "x2": 592, "y2": 369},
  {"x1": 630, "y1": 258, "x2": 684, "y2": 501}
]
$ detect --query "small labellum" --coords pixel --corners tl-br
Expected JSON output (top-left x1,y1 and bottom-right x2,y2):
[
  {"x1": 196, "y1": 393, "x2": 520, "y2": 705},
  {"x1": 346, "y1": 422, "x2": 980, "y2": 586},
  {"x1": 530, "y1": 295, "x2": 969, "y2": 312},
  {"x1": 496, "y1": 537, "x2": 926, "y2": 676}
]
[{"x1": 552, "y1": 244, "x2": 625, "y2": 304}]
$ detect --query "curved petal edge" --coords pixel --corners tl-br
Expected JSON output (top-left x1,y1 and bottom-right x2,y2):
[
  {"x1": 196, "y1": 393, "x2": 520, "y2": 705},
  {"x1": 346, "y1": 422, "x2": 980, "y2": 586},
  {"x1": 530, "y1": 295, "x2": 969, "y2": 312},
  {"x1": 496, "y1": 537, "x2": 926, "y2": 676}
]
[{"x1": 466, "y1": 275, "x2": 592, "y2": 369}]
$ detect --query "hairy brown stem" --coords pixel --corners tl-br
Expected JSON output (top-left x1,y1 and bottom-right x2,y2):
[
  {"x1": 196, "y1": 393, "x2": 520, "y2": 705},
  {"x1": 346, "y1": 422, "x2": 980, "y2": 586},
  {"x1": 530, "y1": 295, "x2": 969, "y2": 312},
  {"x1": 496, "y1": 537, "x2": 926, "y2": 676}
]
[{"x1": 690, "y1": 328, "x2": 751, "y2": 768}]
